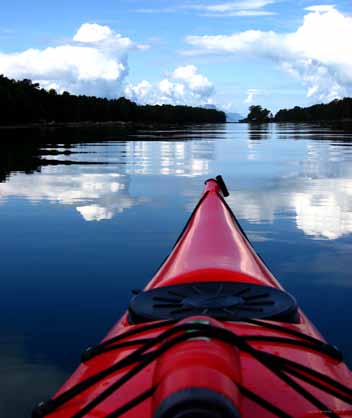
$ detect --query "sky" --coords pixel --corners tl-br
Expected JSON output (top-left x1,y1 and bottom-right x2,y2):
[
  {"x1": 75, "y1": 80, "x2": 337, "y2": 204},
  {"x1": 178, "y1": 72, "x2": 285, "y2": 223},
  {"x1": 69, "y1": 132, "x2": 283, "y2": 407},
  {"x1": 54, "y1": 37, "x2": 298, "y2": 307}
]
[{"x1": 0, "y1": 0, "x2": 352, "y2": 114}]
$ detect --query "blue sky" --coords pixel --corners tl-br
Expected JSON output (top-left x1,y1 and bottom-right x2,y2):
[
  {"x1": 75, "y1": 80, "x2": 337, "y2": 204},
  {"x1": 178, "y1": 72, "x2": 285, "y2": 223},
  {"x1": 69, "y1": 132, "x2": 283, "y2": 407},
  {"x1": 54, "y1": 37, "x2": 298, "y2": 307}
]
[{"x1": 1, "y1": 0, "x2": 352, "y2": 114}]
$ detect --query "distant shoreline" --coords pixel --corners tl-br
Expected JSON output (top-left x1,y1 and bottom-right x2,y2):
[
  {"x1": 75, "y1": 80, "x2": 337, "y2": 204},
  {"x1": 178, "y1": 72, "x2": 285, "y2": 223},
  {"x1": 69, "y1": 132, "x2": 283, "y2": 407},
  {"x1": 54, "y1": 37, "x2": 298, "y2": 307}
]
[
  {"x1": 2, "y1": 119, "x2": 352, "y2": 131},
  {"x1": 0, "y1": 75, "x2": 226, "y2": 126},
  {"x1": 0, "y1": 120, "x2": 231, "y2": 131},
  {"x1": 240, "y1": 100, "x2": 352, "y2": 123},
  {"x1": 3, "y1": 118, "x2": 352, "y2": 131},
  {"x1": 238, "y1": 118, "x2": 352, "y2": 124},
  {"x1": 0, "y1": 121, "x2": 134, "y2": 130}
]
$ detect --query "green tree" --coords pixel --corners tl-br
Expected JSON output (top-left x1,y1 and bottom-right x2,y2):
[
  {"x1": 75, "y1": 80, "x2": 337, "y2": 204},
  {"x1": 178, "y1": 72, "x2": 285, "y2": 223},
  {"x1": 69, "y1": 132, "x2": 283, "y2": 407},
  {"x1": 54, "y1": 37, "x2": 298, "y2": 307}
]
[{"x1": 245, "y1": 105, "x2": 273, "y2": 123}]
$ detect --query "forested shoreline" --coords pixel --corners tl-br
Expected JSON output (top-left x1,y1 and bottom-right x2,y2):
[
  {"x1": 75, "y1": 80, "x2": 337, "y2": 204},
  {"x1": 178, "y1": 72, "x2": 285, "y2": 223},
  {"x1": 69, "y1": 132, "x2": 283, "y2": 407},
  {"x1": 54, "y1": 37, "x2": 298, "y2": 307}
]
[
  {"x1": 2, "y1": 75, "x2": 352, "y2": 128},
  {"x1": 241, "y1": 99, "x2": 352, "y2": 123},
  {"x1": 0, "y1": 75, "x2": 225, "y2": 126},
  {"x1": 275, "y1": 98, "x2": 352, "y2": 122}
]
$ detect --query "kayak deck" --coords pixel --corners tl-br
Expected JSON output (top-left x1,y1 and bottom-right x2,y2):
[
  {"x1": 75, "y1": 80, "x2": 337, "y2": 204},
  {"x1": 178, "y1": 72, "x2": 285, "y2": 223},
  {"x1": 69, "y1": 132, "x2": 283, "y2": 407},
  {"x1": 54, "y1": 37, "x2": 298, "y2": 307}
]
[
  {"x1": 147, "y1": 179, "x2": 281, "y2": 290},
  {"x1": 33, "y1": 177, "x2": 352, "y2": 418}
]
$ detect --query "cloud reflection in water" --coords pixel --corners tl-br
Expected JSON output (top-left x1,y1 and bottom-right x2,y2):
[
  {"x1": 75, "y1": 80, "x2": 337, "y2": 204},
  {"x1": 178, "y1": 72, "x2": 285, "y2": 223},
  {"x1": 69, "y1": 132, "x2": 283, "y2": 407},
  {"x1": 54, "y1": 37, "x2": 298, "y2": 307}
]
[
  {"x1": 1, "y1": 126, "x2": 352, "y2": 238},
  {"x1": 0, "y1": 140, "x2": 215, "y2": 221}
]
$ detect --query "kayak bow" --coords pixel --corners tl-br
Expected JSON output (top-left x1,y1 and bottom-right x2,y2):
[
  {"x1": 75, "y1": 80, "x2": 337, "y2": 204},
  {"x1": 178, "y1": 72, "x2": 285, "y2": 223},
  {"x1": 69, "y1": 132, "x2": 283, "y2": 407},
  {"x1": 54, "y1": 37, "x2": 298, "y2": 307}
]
[{"x1": 33, "y1": 176, "x2": 352, "y2": 418}]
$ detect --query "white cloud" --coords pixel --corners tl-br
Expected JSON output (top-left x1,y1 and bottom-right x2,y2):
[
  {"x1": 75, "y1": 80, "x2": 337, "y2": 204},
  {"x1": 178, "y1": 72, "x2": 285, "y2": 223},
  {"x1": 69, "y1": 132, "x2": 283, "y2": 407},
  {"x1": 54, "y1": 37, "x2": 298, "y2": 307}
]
[
  {"x1": 187, "y1": 0, "x2": 276, "y2": 16},
  {"x1": 226, "y1": 137, "x2": 352, "y2": 240},
  {"x1": 0, "y1": 23, "x2": 215, "y2": 106},
  {"x1": 134, "y1": 0, "x2": 276, "y2": 17},
  {"x1": 293, "y1": 186, "x2": 352, "y2": 240},
  {"x1": 185, "y1": 6, "x2": 352, "y2": 101},
  {"x1": 77, "y1": 195, "x2": 139, "y2": 221},
  {"x1": 159, "y1": 78, "x2": 174, "y2": 95},
  {"x1": 77, "y1": 205, "x2": 114, "y2": 221},
  {"x1": 228, "y1": 178, "x2": 352, "y2": 240},
  {"x1": 186, "y1": 30, "x2": 272, "y2": 53},
  {"x1": 304, "y1": 5, "x2": 336, "y2": 12},
  {"x1": 0, "y1": 140, "x2": 216, "y2": 220},
  {"x1": 173, "y1": 65, "x2": 213, "y2": 96},
  {"x1": 198, "y1": 0, "x2": 274, "y2": 12},
  {"x1": 124, "y1": 65, "x2": 215, "y2": 106},
  {"x1": 214, "y1": 10, "x2": 275, "y2": 16},
  {"x1": 0, "y1": 23, "x2": 143, "y2": 98},
  {"x1": 73, "y1": 23, "x2": 144, "y2": 51},
  {"x1": 124, "y1": 80, "x2": 153, "y2": 102},
  {"x1": 73, "y1": 23, "x2": 113, "y2": 43},
  {"x1": 245, "y1": 88, "x2": 259, "y2": 104},
  {"x1": 0, "y1": 170, "x2": 146, "y2": 221}
]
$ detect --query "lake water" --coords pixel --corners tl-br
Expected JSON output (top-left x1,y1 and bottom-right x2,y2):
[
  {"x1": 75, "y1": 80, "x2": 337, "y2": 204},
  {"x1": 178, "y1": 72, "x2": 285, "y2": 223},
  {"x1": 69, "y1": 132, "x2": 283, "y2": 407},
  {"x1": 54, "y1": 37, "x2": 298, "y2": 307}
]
[{"x1": 1, "y1": 123, "x2": 352, "y2": 417}]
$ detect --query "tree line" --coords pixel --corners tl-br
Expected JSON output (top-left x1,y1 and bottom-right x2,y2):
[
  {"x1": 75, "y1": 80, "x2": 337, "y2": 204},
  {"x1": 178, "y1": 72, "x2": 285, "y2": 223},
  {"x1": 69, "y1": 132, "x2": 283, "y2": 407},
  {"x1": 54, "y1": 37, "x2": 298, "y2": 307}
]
[
  {"x1": 275, "y1": 98, "x2": 352, "y2": 122},
  {"x1": 0, "y1": 75, "x2": 226, "y2": 125},
  {"x1": 241, "y1": 99, "x2": 352, "y2": 123}
]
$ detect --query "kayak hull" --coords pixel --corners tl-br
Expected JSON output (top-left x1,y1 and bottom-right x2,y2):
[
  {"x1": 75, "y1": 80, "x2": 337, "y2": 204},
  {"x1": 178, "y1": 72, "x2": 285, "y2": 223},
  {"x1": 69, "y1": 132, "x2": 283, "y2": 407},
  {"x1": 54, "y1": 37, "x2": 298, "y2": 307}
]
[
  {"x1": 33, "y1": 178, "x2": 352, "y2": 418},
  {"x1": 148, "y1": 180, "x2": 281, "y2": 290}
]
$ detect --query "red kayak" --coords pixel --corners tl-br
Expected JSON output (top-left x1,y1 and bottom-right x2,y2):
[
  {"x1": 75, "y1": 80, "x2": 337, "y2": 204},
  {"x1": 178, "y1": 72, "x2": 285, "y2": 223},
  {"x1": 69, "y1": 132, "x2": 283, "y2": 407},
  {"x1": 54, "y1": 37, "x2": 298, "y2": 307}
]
[{"x1": 33, "y1": 176, "x2": 352, "y2": 418}]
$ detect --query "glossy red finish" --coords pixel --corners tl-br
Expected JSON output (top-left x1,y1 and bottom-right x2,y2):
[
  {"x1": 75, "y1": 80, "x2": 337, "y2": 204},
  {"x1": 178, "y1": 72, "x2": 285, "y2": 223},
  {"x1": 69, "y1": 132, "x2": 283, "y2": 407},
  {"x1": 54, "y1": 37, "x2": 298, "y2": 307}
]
[
  {"x1": 152, "y1": 317, "x2": 242, "y2": 416},
  {"x1": 148, "y1": 179, "x2": 280, "y2": 290},
  {"x1": 43, "y1": 179, "x2": 352, "y2": 418}
]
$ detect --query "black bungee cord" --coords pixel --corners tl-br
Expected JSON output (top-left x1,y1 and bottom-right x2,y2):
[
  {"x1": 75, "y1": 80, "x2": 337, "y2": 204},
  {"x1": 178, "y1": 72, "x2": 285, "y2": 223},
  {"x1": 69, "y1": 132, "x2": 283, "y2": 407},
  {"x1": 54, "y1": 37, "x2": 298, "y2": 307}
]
[{"x1": 32, "y1": 319, "x2": 352, "y2": 418}]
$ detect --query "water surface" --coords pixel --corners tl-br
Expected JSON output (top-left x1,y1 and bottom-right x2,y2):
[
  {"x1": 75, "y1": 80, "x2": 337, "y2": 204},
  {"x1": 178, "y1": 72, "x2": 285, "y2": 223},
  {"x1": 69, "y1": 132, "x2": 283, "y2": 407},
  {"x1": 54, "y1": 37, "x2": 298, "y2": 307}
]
[{"x1": 1, "y1": 123, "x2": 352, "y2": 416}]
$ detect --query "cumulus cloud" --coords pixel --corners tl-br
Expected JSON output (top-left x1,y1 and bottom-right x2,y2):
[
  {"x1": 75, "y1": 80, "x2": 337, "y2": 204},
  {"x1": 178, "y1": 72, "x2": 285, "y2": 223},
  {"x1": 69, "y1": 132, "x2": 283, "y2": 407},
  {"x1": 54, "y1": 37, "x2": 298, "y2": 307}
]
[
  {"x1": 73, "y1": 23, "x2": 114, "y2": 43},
  {"x1": 125, "y1": 65, "x2": 215, "y2": 106},
  {"x1": 0, "y1": 24, "x2": 215, "y2": 106},
  {"x1": 185, "y1": 6, "x2": 352, "y2": 101},
  {"x1": 0, "y1": 23, "x2": 144, "y2": 97},
  {"x1": 124, "y1": 80, "x2": 153, "y2": 103}
]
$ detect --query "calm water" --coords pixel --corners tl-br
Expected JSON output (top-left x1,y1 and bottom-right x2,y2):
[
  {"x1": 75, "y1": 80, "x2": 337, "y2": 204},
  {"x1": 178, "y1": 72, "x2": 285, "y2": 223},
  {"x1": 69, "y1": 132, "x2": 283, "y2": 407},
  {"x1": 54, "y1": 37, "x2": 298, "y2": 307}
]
[{"x1": 1, "y1": 123, "x2": 352, "y2": 416}]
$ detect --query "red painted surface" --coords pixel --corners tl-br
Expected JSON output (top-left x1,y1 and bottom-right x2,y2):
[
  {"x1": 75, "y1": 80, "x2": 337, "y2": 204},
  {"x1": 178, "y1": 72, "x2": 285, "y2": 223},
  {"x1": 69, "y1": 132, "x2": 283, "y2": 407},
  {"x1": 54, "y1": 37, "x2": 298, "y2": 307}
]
[
  {"x1": 152, "y1": 317, "x2": 242, "y2": 416},
  {"x1": 44, "y1": 179, "x2": 352, "y2": 418},
  {"x1": 148, "y1": 179, "x2": 280, "y2": 290}
]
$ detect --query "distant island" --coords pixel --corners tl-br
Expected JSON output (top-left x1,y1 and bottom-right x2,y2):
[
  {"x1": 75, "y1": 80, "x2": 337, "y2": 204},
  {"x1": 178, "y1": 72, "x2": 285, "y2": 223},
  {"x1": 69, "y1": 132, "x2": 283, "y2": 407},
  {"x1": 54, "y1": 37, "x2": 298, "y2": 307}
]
[
  {"x1": 0, "y1": 75, "x2": 226, "y2": 126},
  {"x1": 241, "y1": 100, "x2": 352, "y2": 123},
  {"x1": 226, "y1": 112, "x2": 243, "y2": 123}
]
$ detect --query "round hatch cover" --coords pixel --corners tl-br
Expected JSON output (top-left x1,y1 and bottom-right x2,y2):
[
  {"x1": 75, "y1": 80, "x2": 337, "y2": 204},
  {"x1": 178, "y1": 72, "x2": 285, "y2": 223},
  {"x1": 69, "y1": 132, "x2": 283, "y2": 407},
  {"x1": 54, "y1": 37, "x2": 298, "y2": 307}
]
[{"x1": 128, "y1": 281, "x2": 298, "y2": 324}]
